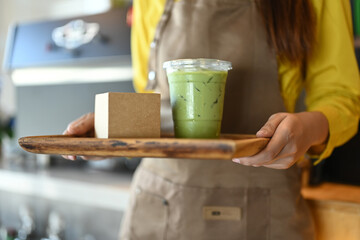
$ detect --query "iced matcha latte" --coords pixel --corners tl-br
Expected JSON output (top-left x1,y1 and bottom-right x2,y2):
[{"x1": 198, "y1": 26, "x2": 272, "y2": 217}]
[{"x1": 163, "y1": 59, "x2": 232, "y2": 138}]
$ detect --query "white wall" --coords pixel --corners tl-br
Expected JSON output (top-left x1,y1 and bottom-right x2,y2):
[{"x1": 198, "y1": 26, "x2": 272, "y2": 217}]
[{"x1": 0, "y1": 0, "x2": 112, "y2": 115}]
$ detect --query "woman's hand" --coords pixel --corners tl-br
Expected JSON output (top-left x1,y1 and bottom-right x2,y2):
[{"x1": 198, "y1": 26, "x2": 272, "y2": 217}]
[
  {"x1": 232, "y1": 112, "x2": 329, "y2": 169},
  {"x1": 62, "y1": 113, "x2": 106, "y2": 161}
]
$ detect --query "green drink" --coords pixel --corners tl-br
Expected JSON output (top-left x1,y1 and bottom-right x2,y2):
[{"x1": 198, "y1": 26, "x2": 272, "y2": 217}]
[{"x1": 163, "y1": 59, "x2": 232, "y2": 138}]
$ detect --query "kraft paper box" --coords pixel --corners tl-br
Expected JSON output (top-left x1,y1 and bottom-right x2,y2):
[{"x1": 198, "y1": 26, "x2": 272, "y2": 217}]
[{"x1": 95, "y1": 92, "x2": 161, "y2": 138}]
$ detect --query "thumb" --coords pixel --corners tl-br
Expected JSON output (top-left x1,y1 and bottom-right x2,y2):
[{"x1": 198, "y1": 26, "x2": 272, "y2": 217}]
[
  {"x1": 66, "y1": 113, "x2": 94, "y2": 135},
  {"x1": 256, "y1": 113, "x2": 287, "y2": 138}
]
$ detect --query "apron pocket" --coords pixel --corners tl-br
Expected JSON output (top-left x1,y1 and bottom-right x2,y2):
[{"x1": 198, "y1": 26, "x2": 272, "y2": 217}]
[
  {"x1": 129, "y1": 187, "x2": 169, "y2": 240},
  {"x1": 167, "y1": 186, "x2": 270, "y2": 240}
]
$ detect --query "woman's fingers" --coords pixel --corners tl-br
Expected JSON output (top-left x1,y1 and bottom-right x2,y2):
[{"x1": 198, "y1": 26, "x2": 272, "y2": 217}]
[
  {"x1": 66, "y1": 113, "x2": 94, "y2": 136},
  {"x1": 233, "y1": 126, "x2": 288, "y2": 166},
  {"x1": 61, "y1": 113, "x2": 115, "y2": 161},
  {"x1": 256, "y1": 113, "x2": 287, "y2": 138},
  {"x1": 61, "y1": 155, "x2": 107, "y2": 161},
  {"x1": 61, "y1": 155, "x2": 77, "y2": 161},
  {"x1": 233, "y1": 113, "x2": 305, "y2": 168},
  {"x1": 258, "y1": 143, "x2": 300, "y2": 168},
  {"x1": 79, "y1": 156, "x2": 110, "y2": 161},
  {"x1": 233, "y1": 113, "x2": 289, "y2": 166},
  {"x1": 261, "y1": 156, "x2": 296, "y2": 169},
  {"x1": 233, "y1": 112, "x2": 329, "y2": 169},
  {"x1": 62, "y1": 113, "x2": 95, "y2": 160}
]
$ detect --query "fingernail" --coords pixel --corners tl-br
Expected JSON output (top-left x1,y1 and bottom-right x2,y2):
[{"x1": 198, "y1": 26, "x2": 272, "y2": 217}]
[
  {"x1": 69, "y1": 156, "x2": 76, "y2": 161},
  {"x1": 232, "y1": 159, "x2": 240, "y2": 163},
  {"x1": 257, "y1": 130, "x2": 266, "y2": 136}
]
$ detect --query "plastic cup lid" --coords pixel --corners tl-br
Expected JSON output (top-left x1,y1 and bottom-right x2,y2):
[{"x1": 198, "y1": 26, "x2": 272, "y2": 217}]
[{"x1": 163, "y1": 58, "x2": 232, "y2": 71}]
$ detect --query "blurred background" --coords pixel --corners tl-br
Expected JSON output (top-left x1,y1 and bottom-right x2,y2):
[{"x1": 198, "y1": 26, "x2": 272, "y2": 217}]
[{"x1": 0, "y1": 1, "x2": 138, "y2": 240}]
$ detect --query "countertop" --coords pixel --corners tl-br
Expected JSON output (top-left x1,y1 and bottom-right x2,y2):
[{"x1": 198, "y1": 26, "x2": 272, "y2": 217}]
[
  {"x1": 0, "y1": 160, "x2": 133, "y2": 211},
  {"x1": 301, "y1": 182, "x2": 360, "y2": 204}
]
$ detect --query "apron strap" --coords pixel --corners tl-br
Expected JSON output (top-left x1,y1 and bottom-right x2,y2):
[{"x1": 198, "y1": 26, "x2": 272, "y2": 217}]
[{"x1": 146, "y1": 0, "x2": 175, "y2": 92}]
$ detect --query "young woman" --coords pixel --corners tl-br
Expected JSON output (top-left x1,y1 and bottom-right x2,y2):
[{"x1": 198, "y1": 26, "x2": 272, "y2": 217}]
[{"x1": 64, "y1": 0, "x2": 360, "y2": 239}]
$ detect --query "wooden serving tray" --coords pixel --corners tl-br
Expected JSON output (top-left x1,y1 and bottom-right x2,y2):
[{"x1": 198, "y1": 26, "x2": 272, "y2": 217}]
[{"x1": 18, "y1": 134, "x2": 269, "y2": 160}]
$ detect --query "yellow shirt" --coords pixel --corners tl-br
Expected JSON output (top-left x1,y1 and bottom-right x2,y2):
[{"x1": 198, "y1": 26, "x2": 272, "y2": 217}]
[{"x1": 131, "y1": 0, "x2": 360, "y2": 163}]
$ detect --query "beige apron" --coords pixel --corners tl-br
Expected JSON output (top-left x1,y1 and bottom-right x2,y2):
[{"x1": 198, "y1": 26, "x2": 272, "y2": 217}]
[{"x1": 120, "y1": 0, "x2": 314, "y2": 239}]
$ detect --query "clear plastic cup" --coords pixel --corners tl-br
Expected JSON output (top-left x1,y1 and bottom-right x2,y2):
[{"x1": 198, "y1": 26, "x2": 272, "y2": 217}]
[{"x1": 163, "y1": 58, "x2": 232, "y2": 138}]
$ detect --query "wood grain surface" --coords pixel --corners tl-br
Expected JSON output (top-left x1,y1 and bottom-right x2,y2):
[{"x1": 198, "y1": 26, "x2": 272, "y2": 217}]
[
  {"x1": 18, "y1": 134, "x2": 269, "y2": 160},
  {"x1": 302, "y1": 182, "x2": 360, "y2": 204}
]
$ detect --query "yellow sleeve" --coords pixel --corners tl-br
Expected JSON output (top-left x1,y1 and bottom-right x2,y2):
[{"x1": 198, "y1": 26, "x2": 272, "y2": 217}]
[
  {"x1": 305, "y1": 0, "x2": 360, "y2": 164},
  {"x1": 131, "y1": 0, "x2": 165, "y2": 93}
]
